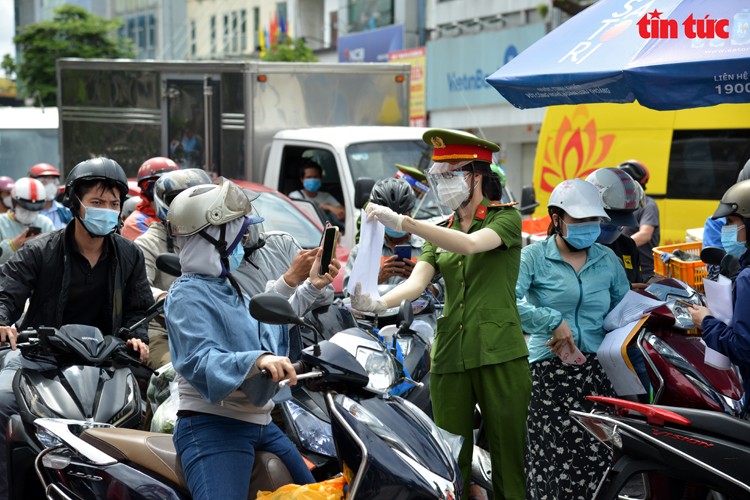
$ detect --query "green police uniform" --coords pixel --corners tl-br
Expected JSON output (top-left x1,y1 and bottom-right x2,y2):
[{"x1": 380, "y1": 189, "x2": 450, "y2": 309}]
[
  {"x1": 420, "y1": 200, "x2": 530, "y2": 499},
  {"x1": 419, "y1": 129, "x2": 530, "y2": 500}
]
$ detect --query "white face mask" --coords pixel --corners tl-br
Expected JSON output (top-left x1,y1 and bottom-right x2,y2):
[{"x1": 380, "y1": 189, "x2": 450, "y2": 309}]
[
  {"x1": 2, "y1": 195, "x2": 11, "y2": 209},
  {"x1": 14, "y1": 206, "x2": 39, "y2": 225},
  {"x1": 43, "y1": 182, "x2": 58, "y2": 201},
  {"x1": 435, "y1": 173, "x2": 470, "y2": 210}
]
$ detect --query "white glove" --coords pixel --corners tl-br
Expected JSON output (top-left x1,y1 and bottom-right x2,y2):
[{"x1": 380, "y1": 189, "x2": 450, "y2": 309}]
[
  {"x1": 365, "y1": 202, "x2": 405, "y2": 232},
  {"x1": 350, "y1": 282, "x2": 387, "y2": 314}
]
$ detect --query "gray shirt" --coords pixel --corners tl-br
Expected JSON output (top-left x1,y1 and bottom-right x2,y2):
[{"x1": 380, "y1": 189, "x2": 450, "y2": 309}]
[
  {"x1": 289, "y1": 190, "x2": 342, "y2": 208},
  {"x1": 622, "y1": 196, "x2": 660, "y2": 278}
]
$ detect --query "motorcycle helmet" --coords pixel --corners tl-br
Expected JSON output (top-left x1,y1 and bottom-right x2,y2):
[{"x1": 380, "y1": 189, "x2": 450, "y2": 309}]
[
  {"x1": 370, "y1": 177, "x2": 416, "y2": 215},
  {"x1": 0, "y1": 176, "x2": 14, "y2": 192},
  {"x1": 584, "y1": 168, "x2": 639, "y2": 227},
  {"x1": 712, "y1": 179, "x2": 750, "y2": 220},
  {"x1": 137, "y1": 157, "x2": 179, "y2": 201},
  {"x1": 167, "y1": 177, "x2": 254, "y2": 237},
  {"x1": 63, "y1": 157, "x2": 129, "y2": 212},
  {"x1": 548, "y1": 178, "x2": 610, "y2": 221},
  {"x1": 154, "y1": 168, "x2": 213, "y2": 221},
  {"x1": 28, "y1": 163, "x2": 61, "y2": 179},
  {"x1": 618, "y1": 159, "x2": 650, "y2": 188},
  {"x1": 11, "y1": 177, "x2": 46, "y2": 211}
]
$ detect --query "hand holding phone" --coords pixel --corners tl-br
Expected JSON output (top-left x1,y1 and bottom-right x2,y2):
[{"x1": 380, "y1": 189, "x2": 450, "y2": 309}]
[
  {"x1": 26, "y1": 226, "x2": 42, "y2": 237},
  {"x1": 394, "y1": 244, "x2": 412, "y2": 262},
  {"x1": 318, "y1": 225, "x2": 339, "y2": 276}
]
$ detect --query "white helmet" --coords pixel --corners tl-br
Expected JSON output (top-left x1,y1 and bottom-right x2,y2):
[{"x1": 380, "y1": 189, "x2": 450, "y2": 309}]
[
  {"x1": 585, "y1": 168, "x2": 639, "y2": 227},
  {"x1": 548, "y1": 178, "x2": 609, "y2": 221},
  {"x1": 167, "y1": 177, "x2": 253, "y2": 237},
  {"x1": 11, "y1": 177, "x2": 46, "y2": 211}
]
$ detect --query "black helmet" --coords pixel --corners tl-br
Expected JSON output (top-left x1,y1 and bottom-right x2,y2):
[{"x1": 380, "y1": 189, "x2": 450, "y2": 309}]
[
  {"x1": 63, "y1": 157, "x2": 129, "y2": 210},
  {"x1": 618, "y1": 159, "x2": 650, "y2": 187},
  {"x1": 370, "y1": 177, "x2": 416, "y2": 215}
]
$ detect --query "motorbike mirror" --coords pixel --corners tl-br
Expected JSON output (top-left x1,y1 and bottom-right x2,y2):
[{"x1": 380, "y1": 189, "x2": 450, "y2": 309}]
[
  {"x1": 156, "y1": 253, "x2": 181, "y2": 277},
  {"x1": 396, "y1": 299, "x2": 414, "y2": 332},
  {"x1": 250, "y1": 293, "x2": 304, "y2": 326},
  {"x1": 354, "y1": 178, "x2": 375, "y2": 209},
  {"x1": 700, "y1": 246, "x2": 726, "y2": 266},
  {"x1": 720, "y1": 253, "x2": 741, "y2": 279}
]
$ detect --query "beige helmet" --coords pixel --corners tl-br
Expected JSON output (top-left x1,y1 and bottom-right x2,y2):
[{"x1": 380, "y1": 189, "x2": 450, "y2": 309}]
[
  {"x1": 712, "y1": 179, "x2": 750, "y2": 220},
  {"x1": 167, "y1": 177, "x2": 254, "y2": 237}
]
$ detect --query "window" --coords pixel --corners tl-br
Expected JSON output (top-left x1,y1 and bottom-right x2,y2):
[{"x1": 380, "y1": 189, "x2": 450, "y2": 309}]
[
  {"x1": 253, "y1": 7, "x2": 260, "y2": 50},
  {"x1": 231, "y1": 11, "x2": 238, "y2": 53},
  {"x1": 666, "y1": 129, "x2": 750, "y2": 200},
  {"x1": 223, "y1": 14, "x2": 230, "y2": 54},
  {"x1": 240, "y1": 10, "x2": 247, "y2": 52},
  {"x1": 210, "y1": 15, "x2": 216, "y2": 54},
  {"x1": 148, "y1": 15, "x2": 155, "y2": 57},
  {"x1": 190, "y1": 20, "x2": 196, "y2": 57},
  {"x1": 137, "y1": 16, "x2": 146, "y2": 50}
]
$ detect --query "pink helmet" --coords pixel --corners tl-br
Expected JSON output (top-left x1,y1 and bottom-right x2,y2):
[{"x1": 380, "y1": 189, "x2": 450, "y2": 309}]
[{"x1": 0, "y1": 176, "x2": 14, "y2": 192}]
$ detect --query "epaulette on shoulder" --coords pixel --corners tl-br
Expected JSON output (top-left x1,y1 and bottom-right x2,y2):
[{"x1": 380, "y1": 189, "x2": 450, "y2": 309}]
[{"x1": 488, "y1": 201, "x2": 520, "y2": 208}]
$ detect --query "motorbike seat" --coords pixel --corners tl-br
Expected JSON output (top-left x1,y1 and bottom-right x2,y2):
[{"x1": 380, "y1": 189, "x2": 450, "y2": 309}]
[
  {"x1": 665, "y1": 406, "x2": 750, "y2": 447},
  {"x1": 80, "y1": 427, "x2": 294, "y2": 497}
]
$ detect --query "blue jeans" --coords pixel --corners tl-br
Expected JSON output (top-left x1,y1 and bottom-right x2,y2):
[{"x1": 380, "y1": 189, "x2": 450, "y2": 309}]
[{"x1": 173, "y1": 414, "x2": 314, "y2": 500}]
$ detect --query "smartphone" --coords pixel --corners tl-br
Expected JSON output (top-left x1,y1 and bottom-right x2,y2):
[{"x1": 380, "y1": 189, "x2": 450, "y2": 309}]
[
  {"x1": 26, "y1": 226, "x2": 42, "y2": 237},
  {"x1": 556, "y1": 342, "x2": 587, "y2": 365},
  {"x1": 394, "y1": 244, "x2": 412, "y2": 262},
  {"x1": 318, "y1": 225, "x2": 339, "y2": 276}
]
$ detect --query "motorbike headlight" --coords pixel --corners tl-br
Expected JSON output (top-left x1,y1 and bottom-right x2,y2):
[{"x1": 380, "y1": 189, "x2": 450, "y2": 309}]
[
  {"x1": 19, "y1": 375, "x2": 58, "y2": 419},
  {"x1": 355, "y1": 346, "x2": 397, "y2": 393},
  {"x1": 284, "y1": 400, "x2": 336, "y2": 457},
  {"x1": 110, "y1": 373, "x2": 139, "y2": 426},
  {"x1": 36, "y1": 428, "x2": 63, "y2": 449}
]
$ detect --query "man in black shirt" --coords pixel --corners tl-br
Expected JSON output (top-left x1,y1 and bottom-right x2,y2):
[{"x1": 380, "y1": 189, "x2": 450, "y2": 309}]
[{"x1": 0, "y1": 158, "x2": 152, "y2": 500}]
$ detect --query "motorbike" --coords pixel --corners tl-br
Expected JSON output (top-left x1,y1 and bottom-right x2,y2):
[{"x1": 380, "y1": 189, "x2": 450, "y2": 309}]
[
  {"x1": 567, "y1": 275, "x2": 746, "y2": 499},
  {"x1": 571, "y1": 396, "x2": 750, "y2": 500},
  {"x1": 0, "y1": 300, "x2": 161, "y2": 499},
  {"x1": 32, "y1": 293, "x2": 463, "y2": 499}
]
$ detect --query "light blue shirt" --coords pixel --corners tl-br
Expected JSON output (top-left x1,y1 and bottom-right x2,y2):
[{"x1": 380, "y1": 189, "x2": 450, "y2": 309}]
[
  {"x1": 0, "y1": 212, "x2": 56, "y2": 265},
  {"x1": 40, "y1": 200, "x2": 73, "y2": 230},
  {"x1": 515, "y1": 236, "x2": 630, "y2": 363},
  {"x1": 165, "y1": 273, "x2": 287, "y2": 404}
]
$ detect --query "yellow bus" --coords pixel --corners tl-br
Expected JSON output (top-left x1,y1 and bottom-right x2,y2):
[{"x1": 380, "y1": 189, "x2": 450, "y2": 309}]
[{"x1": 532, "y1": 102, "x2": 750, "y2": 245}]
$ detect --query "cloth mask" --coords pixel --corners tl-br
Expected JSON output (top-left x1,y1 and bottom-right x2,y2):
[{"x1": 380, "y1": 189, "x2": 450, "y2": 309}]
[
  {"x1": 562, "y1": 220, "x2": 601, "y2": 250},
  {"x1": 597, "y1": 223, "x2": 623, "y2": 245},
  {"x1": 721, "y1": 224, "x2": 746, "y2": 258},
  {"x1": 79, "y1": 199, "x2": 120, "y2": 236},
  {"x1": 2, "y1": 195, "x2": 12, "y2": 209},
  {"x1": 303, "y1": 178, "x2": 322, "y2": 193},
  {"x1": 43, "y1": 182, "x2": 59, "y2": 201},
  {"x1": 228, "y1": 242, "x2": 245, "y2": 271},
  {"x1": 14, "y1": 206, "x2": 39, "y2": 225},
  {"x1": 435, "y1": 174, "x2": 469, "y2": 210},
  {"x1": 384, "y1": 227, "x2": 408, "y2": 239}
]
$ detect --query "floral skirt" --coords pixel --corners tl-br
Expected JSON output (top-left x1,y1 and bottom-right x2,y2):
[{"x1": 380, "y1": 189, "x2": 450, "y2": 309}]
[{"x1": 525, "y1": 356, "x2": 616, "y2": 500}]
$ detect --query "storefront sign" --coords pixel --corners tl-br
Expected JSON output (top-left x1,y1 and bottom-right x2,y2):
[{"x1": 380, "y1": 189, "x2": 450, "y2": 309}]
[{"x1": 389, "y1": 47, "x2": 426, "y2": 126}]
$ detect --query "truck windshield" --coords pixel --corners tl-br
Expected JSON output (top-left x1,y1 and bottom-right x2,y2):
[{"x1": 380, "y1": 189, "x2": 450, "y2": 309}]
[
  {"x1": 346, "y1": 140, "x2": 449, "y2": 219},
  {"x1": 0, "y1": 129, "x2": 60, "y2": 179}
]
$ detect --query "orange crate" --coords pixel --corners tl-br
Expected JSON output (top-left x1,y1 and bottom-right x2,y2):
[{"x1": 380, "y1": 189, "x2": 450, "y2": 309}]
[{"x1": 652, "y1": 242, "x2": 707, "y2": 293}]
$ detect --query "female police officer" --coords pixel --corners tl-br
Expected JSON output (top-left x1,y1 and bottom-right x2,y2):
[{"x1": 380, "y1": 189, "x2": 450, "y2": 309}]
[{"x1": 351, "y1": 129, "x2": 530, "y2": 500}]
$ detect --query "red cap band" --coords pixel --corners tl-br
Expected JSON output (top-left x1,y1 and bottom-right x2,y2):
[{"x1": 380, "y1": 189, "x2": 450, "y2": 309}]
[{"x1": 432, "y1": 144, "x2": 493, "y2": 163}]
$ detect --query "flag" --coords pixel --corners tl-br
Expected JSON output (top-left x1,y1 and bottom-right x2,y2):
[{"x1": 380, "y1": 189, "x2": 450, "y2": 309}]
[
  {"x1": 269, "y1": 11, "x2": 278, "y2": 47},
  {"x1": 279, "y1": 10, "x2": 287, "y2": 35},
  {"x1": 258, "y1": 24, "x2": 266, "y2": 57}
]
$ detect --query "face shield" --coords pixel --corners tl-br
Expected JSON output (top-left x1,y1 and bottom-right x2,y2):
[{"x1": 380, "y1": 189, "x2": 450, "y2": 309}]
[{"x1": 426, "y1": 161, "x2": 475, "y2": 217}]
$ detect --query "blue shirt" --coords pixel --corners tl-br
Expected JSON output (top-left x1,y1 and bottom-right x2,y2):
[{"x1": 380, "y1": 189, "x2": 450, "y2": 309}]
[
  {"x1": 165, "y1": 273, "x2": 286, "y2": 404},
  {"x1": 40, "y1": 201, "x2": 73, "y2": 230},
  {"x1": 702, "y1": 251, "x2": 750, "y2": 406},
  {"x1": 516, "y1": 236, "x2": 630, "y2": 362}
]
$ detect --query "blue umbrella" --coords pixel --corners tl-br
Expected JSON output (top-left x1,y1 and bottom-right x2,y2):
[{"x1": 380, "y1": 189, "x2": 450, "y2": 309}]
[{"x1": 487, "y1": 0, "x2": 750, "y2": 110}]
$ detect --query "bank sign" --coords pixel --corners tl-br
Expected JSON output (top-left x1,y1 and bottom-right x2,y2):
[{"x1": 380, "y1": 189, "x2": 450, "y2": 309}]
[{"x1": 426, "y1": 24, "x2": 545, "y2": 110}]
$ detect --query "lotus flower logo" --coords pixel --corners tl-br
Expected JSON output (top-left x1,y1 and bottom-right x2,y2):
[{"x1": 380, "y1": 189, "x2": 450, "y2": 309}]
[{"x1": 540, "y1": 106, "x2": 615, "y2": 193}]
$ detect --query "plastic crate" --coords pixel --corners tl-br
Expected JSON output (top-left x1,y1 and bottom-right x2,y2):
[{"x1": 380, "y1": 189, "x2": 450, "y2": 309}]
[{"x1": 652, "y1": 241, "x2": 707, "y2": 293}]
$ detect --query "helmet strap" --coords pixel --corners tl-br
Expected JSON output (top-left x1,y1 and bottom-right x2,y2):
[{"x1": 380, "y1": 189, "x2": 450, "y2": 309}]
[{"x1": 198, "y1": 225, "x2": 229, "y2": 270}]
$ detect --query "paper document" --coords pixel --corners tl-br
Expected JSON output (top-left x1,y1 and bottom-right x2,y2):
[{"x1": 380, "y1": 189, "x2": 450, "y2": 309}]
[
  {"x1": 346, "y1": 213, "x2": 385, "y2": 297},
  {"x1": 703, "y1": 275, "x2": 733, "y2": 326},
  {"x1": 597, "y1": 317, "x2": 648, "y2": 396},
  {"x1": 604, "y1": 290, "x2": 665, "y2": 331}
]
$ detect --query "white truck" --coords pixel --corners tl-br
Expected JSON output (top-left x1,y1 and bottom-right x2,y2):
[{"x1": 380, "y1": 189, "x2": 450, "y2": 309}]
[
  {"x1": 0, "y1": 106, "x2": 59, "y2": 180},
  {"x1": 57, "y1": 59, "x2": 536, "y2": 248}
]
